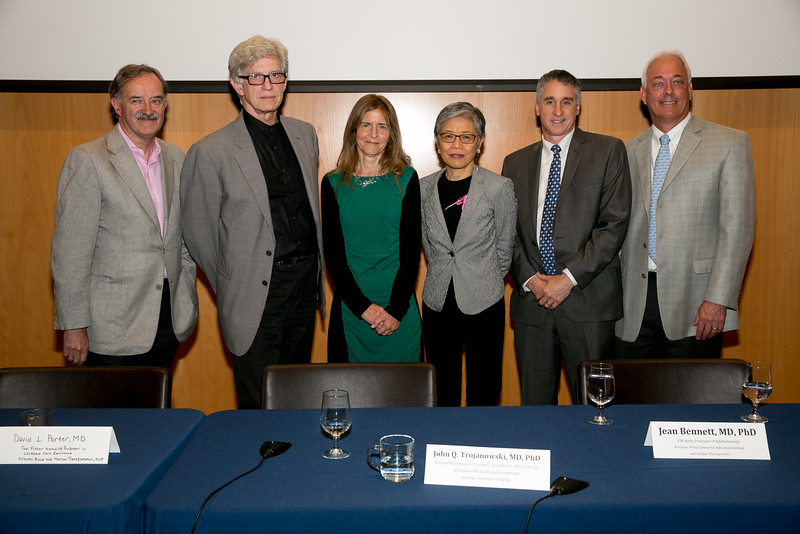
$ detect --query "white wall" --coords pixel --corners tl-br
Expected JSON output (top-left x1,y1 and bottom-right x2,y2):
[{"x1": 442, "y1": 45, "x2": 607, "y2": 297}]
[{"x1": 2, "y1": 0, "x2": 798, "y2": 81}]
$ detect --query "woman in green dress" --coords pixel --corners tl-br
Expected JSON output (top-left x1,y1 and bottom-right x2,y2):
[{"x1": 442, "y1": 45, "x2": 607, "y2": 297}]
[{"x1": 321, "y1": 94, "x2": 422, "y2": 362}]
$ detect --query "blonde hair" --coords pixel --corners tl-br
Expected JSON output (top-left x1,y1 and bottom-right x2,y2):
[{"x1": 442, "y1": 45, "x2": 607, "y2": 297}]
[{"x1": 228, "y1": 35, "x2": 288, "y2": 80}]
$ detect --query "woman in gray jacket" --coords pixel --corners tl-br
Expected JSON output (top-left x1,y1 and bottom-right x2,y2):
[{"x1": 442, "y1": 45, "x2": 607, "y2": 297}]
[{"x1": 420, "y1": 102, "x2": 517, "y2": 406}]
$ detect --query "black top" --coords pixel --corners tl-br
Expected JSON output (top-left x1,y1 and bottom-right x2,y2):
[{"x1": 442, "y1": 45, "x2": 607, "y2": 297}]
[
  {"x1": 243, "y1": 111, "x2": 317, "y2": 262},
  {"x1": 437, "y1": 175, "x2": 472, "y2": 242}
]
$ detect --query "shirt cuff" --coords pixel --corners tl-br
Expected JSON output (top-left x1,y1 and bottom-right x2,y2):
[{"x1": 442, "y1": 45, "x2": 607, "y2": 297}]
[
  {"x1": 563, "y1": 268, "x2": 578, "y2": 287},
  {"x1": 524, "y1": 270, "x2": 578, "y2": 292},
  {"x1": 523, "y1": 274, "x2": 535, "y2": 292}
]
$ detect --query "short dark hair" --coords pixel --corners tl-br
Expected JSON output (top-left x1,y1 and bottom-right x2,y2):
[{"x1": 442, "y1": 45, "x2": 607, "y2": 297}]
[
  {"x1": 536, "y1": 69, "x2": 581, "y2": 105},
  {"x1": 109, "y1": 64, "x2": 168, "y2": 100}
]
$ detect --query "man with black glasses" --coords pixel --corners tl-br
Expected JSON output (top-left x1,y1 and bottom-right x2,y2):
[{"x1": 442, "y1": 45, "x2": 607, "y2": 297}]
[{"x1": 181, "y1": 35, "x2": 324, "y2": 409}]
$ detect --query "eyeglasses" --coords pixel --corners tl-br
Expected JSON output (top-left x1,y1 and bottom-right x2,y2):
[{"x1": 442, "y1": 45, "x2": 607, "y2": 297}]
[
  {"x1": 438, "y1": 133, "x2": 478, "y2": 144},
  {"x1": 238, "y1": 72, "x2": 287, "y2": 85}
]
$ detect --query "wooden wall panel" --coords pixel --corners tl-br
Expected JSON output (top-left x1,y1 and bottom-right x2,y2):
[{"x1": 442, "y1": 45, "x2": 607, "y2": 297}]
[{"x1": 1, "y1": 88, "x2": 797, "y2": 412}]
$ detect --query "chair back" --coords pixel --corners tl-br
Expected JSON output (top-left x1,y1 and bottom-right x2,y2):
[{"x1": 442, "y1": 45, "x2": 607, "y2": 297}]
[
  {"x1": 577, "y1": 358, "x2": 747, "y2": 405},
  {"x1": 262, "y1": 363, "x2": 437, "y2": 409},
  {"x1": 0, "y1": 366, "x2": 171, "y2": 408}
]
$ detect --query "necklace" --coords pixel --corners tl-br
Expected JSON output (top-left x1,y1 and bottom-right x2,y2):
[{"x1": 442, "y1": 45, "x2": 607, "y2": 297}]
[
  {"x1": 355, "y1": 175, "x2": 380, "y2": 187},
  {"x1": 354, "y1": 168, "x2": 385, "y2": 187}
]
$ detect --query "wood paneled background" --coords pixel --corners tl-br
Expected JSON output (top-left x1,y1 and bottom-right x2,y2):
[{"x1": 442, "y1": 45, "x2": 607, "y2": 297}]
[{"x1": 1, "y1": 87, "x2": 797, "y2": 412}]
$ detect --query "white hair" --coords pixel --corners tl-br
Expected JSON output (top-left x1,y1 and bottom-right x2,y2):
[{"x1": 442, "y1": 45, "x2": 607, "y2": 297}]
[{"x1": 641, "y1": 50, "x2": 692, "y2": 87}]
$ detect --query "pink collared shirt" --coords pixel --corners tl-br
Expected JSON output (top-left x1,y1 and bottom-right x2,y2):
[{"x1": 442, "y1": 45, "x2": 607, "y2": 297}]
[{"x1": 118, "y1": 124, "x2": 165, "y2": 237}]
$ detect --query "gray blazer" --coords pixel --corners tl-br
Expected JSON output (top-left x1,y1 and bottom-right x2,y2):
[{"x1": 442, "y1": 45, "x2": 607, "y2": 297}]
[
  {"x1": 615, "y1": 115, "x2": 755, "y2": 341},
  {"x1": 503, "y1": 128, "x2": 631, "y2": 326},
  {"x1": 180, "y1": 112, "x2": 324, "y2": 356},
  {"x1": 420, "y1": 166, "x2": 517, "y2": 315},
  {"x1": 51, "y1": 126, "x2": 198, "y2": 355}
]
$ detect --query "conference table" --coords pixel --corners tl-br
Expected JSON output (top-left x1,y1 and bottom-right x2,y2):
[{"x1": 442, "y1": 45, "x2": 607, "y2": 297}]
[
  {"x1": 143, "y1": 403, "x2": 800, "y2": 533},
  {"x1": 0, "y1": 408, "x2": 204, "y2": 534}
]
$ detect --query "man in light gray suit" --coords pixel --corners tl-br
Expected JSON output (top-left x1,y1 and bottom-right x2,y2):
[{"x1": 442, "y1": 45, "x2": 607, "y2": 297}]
[
  {"x1": 52, "y1": 64, "x2": 198, "y2": 369},
  {"x1": 615, "y1": 50, "x2": 755, "y2": 358},
  {"x1": 503, "y1": 70, "x2": 631, "y2": 405},
  {"x1": 181, "y1": 36, "x2": 324, "y2": 409}
]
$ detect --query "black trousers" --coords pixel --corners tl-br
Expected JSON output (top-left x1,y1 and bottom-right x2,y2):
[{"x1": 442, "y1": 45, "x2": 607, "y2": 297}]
[
  {"x1": 422, "y1": 288, "x2": 505, "y2": 407},
  {"x1": 85, "y1": 281, "x2": 179, "y2": 370},
  {"x1": 615, "y1": 272, "x2": 723, "y2": 359},
  {"x1": 233, "y1": 257, "x2": 317, "y2": 409}
]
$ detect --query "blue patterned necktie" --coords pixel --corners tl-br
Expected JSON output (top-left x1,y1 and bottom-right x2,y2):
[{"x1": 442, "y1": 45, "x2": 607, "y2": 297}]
[
  {"x1": 648, "y1": 133, "x2": 671, "y2": 263},
  {"x1": 540, "y1": 144, "x2": 561, "y2": 275}
]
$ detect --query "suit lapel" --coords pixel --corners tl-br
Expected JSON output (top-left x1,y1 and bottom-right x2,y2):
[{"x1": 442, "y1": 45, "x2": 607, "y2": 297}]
[
  {"x1": 633, "y1": 132, "x2": 653, "y2": 217},
  {"x1": 424, "y1": 170, "x2": 452, "y2": 246},
  {"x1": 527, "y1": 143, "x2": 544, "y2": 239},
  {"x1": 283, "y1": 117, "x2": 321, "y2": 225},
  {"x1": 453, "y1": 167, "x2": 486, "y2": 248},
  {"x1": 107, "y1": 127, "x2": 161, "y2": 233},
  {"x1": 559, "y1": 129, "x2": 583, "y2": 204},
  {"x1": 159, "y1": 139, "x2": 173, "y2": 229},
  {"x1": 232, "y1": 113, "x2": 273, "y2": 230},
  {"x1": 662, "y1": 115, "x2": 701, "y2": 193}
]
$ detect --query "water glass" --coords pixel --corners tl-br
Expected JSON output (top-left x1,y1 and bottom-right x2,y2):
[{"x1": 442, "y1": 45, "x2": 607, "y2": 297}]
[
  {"x1": 742, "y1": 361, "x2": 772, "y2": 423},
  {"x1": 367, "y1": 434, "x2": 415, "y2": 482},
  {"x1": 587, "y1": 363, "x2": 615, "y2": 425}
]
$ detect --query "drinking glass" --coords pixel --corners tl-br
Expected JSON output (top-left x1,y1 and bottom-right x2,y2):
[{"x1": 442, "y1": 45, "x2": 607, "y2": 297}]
[
  {"x1": 587, "y1": 363, "x2": 615, "y2": 425},
  {"x1": 367, "y1": 434, "x2": 415, "y2": 482},
  {"x1": 741, "y1": 361, "x2": 772, "y2": 423},
  {"x1": 320, "y1": 389, "x2": 351, "y2": 459}
]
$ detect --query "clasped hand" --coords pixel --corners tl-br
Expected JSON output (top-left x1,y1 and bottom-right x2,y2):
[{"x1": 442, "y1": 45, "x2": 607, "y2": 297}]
[
  {"x1": 361, "y1": 304, "x2": 400, "y2": 336},
  {"x1": 527, "y1": 272, "x2": 573, "y2": 310}
]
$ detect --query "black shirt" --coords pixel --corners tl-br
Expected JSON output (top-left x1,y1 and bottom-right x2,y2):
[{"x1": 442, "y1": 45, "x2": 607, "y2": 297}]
[
  {"x1": 437, "y1": 175, "x2": 472, "y2": 242},
  {"x1": 243, "y1": 111, "x2": 317, "y2": 262}
]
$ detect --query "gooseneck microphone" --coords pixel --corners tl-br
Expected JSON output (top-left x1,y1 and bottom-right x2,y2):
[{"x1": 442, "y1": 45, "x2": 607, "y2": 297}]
[
  {"x1": 190, "y1": 441, "x2": 292, "y2": 534},
  {"x1": 523, "y1": 476, "x2": 589, "y2": 534}
]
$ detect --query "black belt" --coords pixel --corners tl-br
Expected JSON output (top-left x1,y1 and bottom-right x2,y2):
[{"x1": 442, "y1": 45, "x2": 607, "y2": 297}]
[{"x1": 274, "y1": 254, "x2": 314, "y2": 266}]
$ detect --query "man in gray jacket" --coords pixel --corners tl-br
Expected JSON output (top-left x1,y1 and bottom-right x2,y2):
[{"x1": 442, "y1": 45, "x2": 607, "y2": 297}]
[
  {"x1": 615, "y1": 50, "x2": 755, "y2": 358},
  {"x1": 52, "y1": 64, "x2": 198, "y2": 369},
  {"x1": 181, "y1": 36, "x2": 324, "y2": 408}
]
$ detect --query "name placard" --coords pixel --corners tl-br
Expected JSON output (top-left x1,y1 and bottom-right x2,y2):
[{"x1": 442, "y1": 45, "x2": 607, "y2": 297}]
[
  {"x1": 644, "y1": 422, "x2": 770, "y2": 460},
  {"x1": 0, "y1": 427, "x2": 120, "y2": 464},
  {"x1": 424, "y1": 444, "x2": 550, "y2": 491}
]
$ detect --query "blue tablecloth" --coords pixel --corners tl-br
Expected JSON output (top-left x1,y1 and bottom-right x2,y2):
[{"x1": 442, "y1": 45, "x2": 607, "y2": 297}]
[
  {"x1": 0, "y1": 408, "x2": 204, "y2": 534},
  {"x1": 142, "y1": 404, "x2": 800, "y2": 533}
]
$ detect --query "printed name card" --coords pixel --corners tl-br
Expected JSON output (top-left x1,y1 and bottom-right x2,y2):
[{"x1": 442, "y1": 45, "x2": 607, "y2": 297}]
[
  {"x1": 644, "y1": 422, "x2": 770, "y2": 460},
  {"x1": 0, "y1": 427, "x2": 120, "y2": 464},
  {"x1": 424, "y1": 444, "x2": 550, "y2": 491}
]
